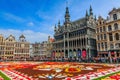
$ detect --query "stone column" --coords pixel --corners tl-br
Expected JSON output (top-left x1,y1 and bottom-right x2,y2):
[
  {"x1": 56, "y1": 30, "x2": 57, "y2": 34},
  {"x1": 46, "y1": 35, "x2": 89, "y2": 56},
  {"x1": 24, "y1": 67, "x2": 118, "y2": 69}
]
[
  {"x1": 88, "y1": 36, "x2": 91, "y2": 58},
  {"x1": 112, "y1": 33, "x2": 115, "y2": 41},
  {"x1": 64, "y1": 34, "x2": 66, "y2": 58},
  {"x1": 67, "y1": 32, "x2": 70, "y2": 58},
  {"x1": 76, "y1": 39, "x2": 77, "y2": 48},
  {"x1": 72, "y1": 40, "x2": 73, "y2": 48}
]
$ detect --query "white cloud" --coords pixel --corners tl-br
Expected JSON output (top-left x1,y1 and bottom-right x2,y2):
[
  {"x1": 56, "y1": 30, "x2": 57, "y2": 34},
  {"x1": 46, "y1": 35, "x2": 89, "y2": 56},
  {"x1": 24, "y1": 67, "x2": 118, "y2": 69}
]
[
  {"x1": 27, "y1": 22, "x2": 34, "y2": 27},
  {"x1": 36, "y1": 11, "x2": 51, "y2": 20},
  {"x1": 2, "y1": 12, "x2": 25, "y2": 23},
  {"x1": 0, "y1": 29, "x2": 51, "y2": 43}
]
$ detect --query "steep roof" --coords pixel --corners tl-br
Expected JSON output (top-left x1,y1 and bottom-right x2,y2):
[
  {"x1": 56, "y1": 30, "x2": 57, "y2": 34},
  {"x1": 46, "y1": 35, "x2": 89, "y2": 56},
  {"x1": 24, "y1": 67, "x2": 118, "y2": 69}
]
[{"x1": 72, "y1": 17, "x2": 86, "y2": 24}]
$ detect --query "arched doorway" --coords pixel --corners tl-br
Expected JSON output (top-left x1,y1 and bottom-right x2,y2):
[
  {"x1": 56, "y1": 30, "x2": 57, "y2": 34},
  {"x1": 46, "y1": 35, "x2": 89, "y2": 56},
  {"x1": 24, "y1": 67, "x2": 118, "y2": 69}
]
[
  {"x1": 73, "y1": 49, "x2": 77, "y2": 57},
  {"x1": 65, "y1": 50, "x2": 68, "y2": 58},
  {"x1": 69, "y1": 49, "x2": 72, "y2": 58}
]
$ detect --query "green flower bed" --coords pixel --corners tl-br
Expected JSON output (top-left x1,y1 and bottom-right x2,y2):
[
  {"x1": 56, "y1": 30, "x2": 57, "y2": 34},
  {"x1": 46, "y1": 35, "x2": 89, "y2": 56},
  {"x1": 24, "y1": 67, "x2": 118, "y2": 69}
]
[
  {"x1": 0, "y1": 71, "x2": 11, "y2": 80},
  {"x1": 93, "y1": 71, "x2": 120, "y2": 80}
]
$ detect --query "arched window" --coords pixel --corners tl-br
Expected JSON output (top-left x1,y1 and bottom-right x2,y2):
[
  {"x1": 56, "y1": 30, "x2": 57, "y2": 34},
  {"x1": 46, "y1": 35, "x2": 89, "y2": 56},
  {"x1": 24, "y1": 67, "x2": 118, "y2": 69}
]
[
  {"x1": 109, "y1": 33, "x2": 113, "y2": 41},
  {"x1": 101, "y1": 34, "x2": 103, "y2": 40},
  {"x1": 103, "y1": 26, "x2": 106, "y2": 31},
  {"x1": 104, "y1": 34, "x2": 106, "y2": 40},
  {"x1": 108, "y1": 25, "x2": 112, "y2": 31},
  {"x1": 110, "y1": 44, "x2": 114, "y2": 49},
  {"x1": 115, "y1": 33, "x2": 119, "y2": 40},
  {"x1": 99, "y1": 21, "x2": 101, "y2": 25},
  {"x1": 114, "y1": 23, "x2": 118, "y2": 30},
  {"x1": 113, "y1": 14, "x2": 117, "y2": 20},
  {"x1": 100, "y1": 27, "x2": 102, "y2": 32},
  {"x1": 96, "y1": 28, "x2": 99, "y2": 33},
  {"x1": 98, "y1": 43, "x2": 100, "y2": 50},
  {"x1": 105, "y1": 42, "x2": 107, "y2": 50},
  {"x1": 97, "y1": 35, "x2": 99, "y2": 40},
  {"x1": 101, "y1": 42, "x2": 104, "y2": 48}
]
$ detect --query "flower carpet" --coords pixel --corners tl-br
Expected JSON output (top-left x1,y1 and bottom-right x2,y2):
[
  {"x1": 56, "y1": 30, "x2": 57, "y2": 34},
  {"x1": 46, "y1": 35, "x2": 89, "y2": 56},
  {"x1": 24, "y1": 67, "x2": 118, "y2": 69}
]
[{"x1": 0, "y1": 62, "x2": 120, "y2": 80}]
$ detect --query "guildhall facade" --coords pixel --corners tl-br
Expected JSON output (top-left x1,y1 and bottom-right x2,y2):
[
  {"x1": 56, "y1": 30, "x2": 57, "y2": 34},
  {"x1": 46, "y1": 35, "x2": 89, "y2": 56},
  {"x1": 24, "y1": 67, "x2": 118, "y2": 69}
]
[
  {"x1": 0, "y1": 34, "x2": 30, "y2": 60},
  {"x1": 96, "y1": 8, "x2": 120, "y2": 58}
]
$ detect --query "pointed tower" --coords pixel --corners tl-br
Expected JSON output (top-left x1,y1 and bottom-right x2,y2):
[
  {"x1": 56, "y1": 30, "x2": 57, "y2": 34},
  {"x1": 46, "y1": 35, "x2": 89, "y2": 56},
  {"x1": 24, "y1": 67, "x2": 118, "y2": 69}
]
[
  {"x1": 58, "y1": 20, "x2": 60, "y2": 28},
  {"x1": 54, "y1": 24, "x2": 57, "y2": 33},
  {"x1": 65, "y1": 6, "x2": 70, "y2": 23},
  {"x1": 94, "y1": 15, "x2": 97, "y2": 21},
  {"x1": 89, "y1": 5, "x2": 93, "y2": 16},
  {"x1": 48, "y1": 35, "x2": 50, "y2": 41},
  {"x1": 86, "y1": 10, "x2": 89, "y2": 20}
]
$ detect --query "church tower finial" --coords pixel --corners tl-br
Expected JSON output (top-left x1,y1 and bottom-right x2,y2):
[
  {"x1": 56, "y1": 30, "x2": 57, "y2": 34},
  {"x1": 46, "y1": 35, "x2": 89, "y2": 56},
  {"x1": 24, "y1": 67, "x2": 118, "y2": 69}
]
[
  {"x1": 54, "y1": 24, "x2": 57, "y2": 32},
  {"x1": 95, "y1": 15, "x2": 97, "y2": 21},
  {"x1": 86, "y1": 10, "x2": 89, "y2": 20},
  {"x1": 89, "y1": 5, "x2": 93, "y2": 15},
  {"x1": 58, "y1": 20, "x2": 60, "y2": 25},
  {"x1": 86, "y1": 10, "x2": 88, "y2": 17},
  {"x1": 65, "y1": 1, "x2": 70, "y2": 23},
  {"x1": 58, "y1": 20, "x2": 60, "y2": 28}
]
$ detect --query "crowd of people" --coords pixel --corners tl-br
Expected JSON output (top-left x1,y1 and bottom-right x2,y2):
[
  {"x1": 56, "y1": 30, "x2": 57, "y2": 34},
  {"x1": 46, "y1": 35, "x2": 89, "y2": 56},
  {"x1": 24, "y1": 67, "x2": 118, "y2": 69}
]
[
  {"x1": 1, "y1": 56, "x2": 120, "y2": 64},
  {"x1": 30, "y1": 56, "x2": 120, "y2": 64}
]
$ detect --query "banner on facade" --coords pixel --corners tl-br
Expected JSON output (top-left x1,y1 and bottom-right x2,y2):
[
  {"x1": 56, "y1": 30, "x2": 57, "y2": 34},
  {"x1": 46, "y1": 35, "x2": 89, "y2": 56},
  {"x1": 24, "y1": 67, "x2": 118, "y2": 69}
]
[
  {"x1": 78, "y1": 50, "x2": 81, "y2": 57},
  {"x1": 82, "y1": 50, "x2": 86, "y2": 58}
]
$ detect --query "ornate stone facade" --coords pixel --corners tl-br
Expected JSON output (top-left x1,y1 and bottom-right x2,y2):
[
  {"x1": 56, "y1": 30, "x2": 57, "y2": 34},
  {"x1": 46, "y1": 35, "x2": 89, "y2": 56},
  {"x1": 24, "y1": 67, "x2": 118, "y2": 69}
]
[
  {"x1": 0, "y1": 34, "x2": 30, "y2": 60},
  {"x1": 53, "y1": 6, "x2": 97, "y2": 59},
  {"x1": 31, "y1": 41, "x2": 48, "y2": 57},
  {"x1": 46, "y1": 36, "x2": 54, "y2": 57},
  {"x1": 96, "y1": 8, "x2": 120, "y2": 58}
]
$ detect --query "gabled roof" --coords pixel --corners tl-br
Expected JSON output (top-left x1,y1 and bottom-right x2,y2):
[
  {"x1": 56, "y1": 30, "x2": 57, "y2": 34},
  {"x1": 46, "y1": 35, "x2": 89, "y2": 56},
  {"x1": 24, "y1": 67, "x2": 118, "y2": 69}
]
[{"x1": 109, "y1": 8, "x2": 120, "y2": 15}]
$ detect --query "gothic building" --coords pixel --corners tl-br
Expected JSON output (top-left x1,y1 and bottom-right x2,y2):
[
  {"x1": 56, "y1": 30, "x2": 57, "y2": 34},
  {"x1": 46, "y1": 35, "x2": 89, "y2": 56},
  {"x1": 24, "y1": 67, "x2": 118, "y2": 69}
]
[
  {"x1": 96, "y1": 8, "x2": 120, "y2": 58},
  {"x1": 53, "y1": 6, "x2": 97, "y2": 59}
]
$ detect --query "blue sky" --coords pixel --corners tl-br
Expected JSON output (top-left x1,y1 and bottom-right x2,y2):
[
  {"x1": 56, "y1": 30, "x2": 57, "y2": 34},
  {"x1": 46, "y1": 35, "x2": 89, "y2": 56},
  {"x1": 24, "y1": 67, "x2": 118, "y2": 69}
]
[{"x1": 0, "y1": 0, "x2": 120, "y2": 43}]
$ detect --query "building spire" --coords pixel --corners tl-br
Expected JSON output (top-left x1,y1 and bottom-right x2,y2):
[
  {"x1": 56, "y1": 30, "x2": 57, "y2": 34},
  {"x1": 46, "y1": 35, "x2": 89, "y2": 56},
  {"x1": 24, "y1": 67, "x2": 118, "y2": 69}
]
[
  {"x1": 54, "y1": 24, "x2": 57, "y2": 32},
  {"x1": 65, "y1": 1, "x2": 70, "y2": 23},
  {"x1": 58, "y1": 20, "x2": 60, "y2": 28},
  {"x1": 89, "y1": 5, "x2": 93, "y2": 15},
  {"x1": 94, "y1": 15, "x2": 97, "y2": 21},
  {"x1": 86, "y1": 10, "x2": 89, "y2": 20},
  {"x1": 86, "y1": 10, "x2": 88, "y2": 17},
  {"x1": 58, "y1": 20, "x2": 60, "y2": 25}
]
